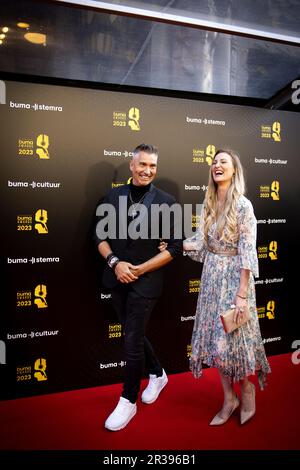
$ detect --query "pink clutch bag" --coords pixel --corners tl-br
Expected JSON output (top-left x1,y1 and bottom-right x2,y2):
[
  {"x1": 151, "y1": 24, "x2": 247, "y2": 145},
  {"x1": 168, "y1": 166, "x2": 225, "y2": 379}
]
[{"x1": 220, "y1": 305, "x2": 251, "y2": 333}]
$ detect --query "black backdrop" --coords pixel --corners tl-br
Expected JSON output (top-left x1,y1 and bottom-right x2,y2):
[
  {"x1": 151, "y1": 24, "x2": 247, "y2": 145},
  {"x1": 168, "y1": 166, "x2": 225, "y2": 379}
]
[{"x1": 0, "y1": 79, "x2": 296, "y2": 399}]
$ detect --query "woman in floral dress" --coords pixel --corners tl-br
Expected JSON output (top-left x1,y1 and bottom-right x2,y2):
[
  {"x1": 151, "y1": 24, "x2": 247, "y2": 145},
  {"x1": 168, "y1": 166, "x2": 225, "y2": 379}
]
[{"x1": 184, "y1": 149, "x2": 271, "y2": 426}]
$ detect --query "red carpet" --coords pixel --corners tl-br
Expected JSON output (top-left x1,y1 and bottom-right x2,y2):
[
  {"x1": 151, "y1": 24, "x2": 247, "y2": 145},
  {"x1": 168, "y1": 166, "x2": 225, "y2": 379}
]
[{"x1": 0, "y1": 353, "x2": 299, "y2": 450}]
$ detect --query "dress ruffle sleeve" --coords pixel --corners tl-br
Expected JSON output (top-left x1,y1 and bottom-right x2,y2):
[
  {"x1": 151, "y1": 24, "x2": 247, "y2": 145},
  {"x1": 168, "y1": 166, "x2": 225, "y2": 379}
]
[
  {"x1": 184, "y1": 207, "x2": 207, "y2": 263},
  {"x1": 237, "y1": 197, "x2": 259, "y2": 278}
]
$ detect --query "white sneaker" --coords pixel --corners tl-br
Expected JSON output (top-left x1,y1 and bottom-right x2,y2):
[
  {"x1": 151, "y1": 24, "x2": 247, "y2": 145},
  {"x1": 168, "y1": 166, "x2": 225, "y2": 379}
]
[
  {"x1": 104, "y1": 397, "x2": 137, "y2": 431},
  {"x1": 141, "y1": 369, "x2": 168, "y2": 404}
]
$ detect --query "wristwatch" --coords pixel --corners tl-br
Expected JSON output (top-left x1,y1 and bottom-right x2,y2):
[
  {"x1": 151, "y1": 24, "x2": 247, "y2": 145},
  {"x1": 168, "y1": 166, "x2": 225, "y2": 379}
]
[{"x1": 107, "y1": 255, "x2": 120, "y2": 270}]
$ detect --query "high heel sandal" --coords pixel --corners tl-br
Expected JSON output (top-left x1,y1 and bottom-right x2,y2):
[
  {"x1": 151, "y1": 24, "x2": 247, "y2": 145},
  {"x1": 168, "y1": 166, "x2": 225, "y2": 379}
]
[
  {"x1": 209, "y1": 395, "x2": 240, "y2": 426},
  {"x1": 240, "y1": 382, "x2": 256, "y2": 425}
]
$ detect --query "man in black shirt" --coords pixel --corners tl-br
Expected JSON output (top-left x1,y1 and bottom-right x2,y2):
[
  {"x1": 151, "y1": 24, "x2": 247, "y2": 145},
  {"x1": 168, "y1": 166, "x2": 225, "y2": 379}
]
[{"x1": 95, "y1": 143, "x2": 182, "y2": 431}]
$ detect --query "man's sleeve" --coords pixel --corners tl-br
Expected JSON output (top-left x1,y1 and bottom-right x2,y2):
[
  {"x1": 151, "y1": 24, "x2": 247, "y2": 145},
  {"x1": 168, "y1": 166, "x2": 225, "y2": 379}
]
[{"x1": 165, "y1": 196, "x2": 183, "y2": 258}]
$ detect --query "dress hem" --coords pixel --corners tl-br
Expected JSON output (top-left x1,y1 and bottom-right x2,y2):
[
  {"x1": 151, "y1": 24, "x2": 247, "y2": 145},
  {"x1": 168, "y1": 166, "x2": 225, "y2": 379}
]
[{"x1": 190, "y1": 356, "x2": 271, "y2": 390}]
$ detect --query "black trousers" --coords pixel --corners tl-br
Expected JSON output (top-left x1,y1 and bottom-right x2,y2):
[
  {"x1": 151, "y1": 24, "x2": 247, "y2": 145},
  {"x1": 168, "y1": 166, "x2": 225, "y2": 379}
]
[{"x1": 111, "y1": 284, "x2": 163, "y2": 403}]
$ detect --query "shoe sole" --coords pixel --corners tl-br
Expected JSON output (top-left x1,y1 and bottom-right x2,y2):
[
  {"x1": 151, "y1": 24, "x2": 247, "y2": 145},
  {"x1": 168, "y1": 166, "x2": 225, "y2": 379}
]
[
  {"x1": 141, "y1": 377, "x2": 168, "y2": 404},
  {"x1": 104, "y1": 408, "x2": 137, "y2": 432}
]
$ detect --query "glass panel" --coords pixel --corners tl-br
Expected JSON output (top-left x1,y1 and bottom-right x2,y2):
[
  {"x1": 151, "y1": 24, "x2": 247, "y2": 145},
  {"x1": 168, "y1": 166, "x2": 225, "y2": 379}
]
[
  {"x1": 96, "y1": 0, "x2": 300, "y2": 38},
  {"x1": 0, "y1": 0, "x2": 299, "y2": 99}
]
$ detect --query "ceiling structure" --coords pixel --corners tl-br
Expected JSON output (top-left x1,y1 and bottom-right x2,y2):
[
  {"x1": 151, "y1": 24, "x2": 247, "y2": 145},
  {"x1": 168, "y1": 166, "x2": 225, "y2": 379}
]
[{"x1": 0, "y1": 0, "x2": 300, "y2": 111}]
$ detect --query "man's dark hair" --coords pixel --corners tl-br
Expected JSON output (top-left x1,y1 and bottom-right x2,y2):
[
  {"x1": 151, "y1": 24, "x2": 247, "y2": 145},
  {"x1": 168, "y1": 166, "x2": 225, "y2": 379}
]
[{"x1": 133, "y1": 143, "x2": 159, "y2": 157}]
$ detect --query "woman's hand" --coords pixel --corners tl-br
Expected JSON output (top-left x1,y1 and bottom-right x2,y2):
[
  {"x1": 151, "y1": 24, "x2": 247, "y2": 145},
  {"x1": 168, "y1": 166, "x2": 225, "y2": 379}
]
[
  {"x1": 158, "y1": 239, "x2": 168, "y2": 252},
  {"x1": 233, "y1": 295, "x2": 248, "y2": 324}
]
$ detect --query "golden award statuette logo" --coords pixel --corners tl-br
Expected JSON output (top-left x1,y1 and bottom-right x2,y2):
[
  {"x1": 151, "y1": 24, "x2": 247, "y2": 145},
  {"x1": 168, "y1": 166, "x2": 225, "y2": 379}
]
[
  {"x1": 36, "y1": 134, "x2": 50, "y2": 159},
  {"x1": 266, "y1": 300, "x2": 275, "y2": 320},
  {"x1": 205, "y1": 144, "x2": 216, "y2": 165},
  {"x1": 34, "y1": 284, "x2": 48, "y2": 308},
  {"x1": 34, "y1": 358, "x2": 47, "y2": 381},
  {"x1": 34, "y1": 209, "x2": 48, "y2": 234},
  {"x1": 271, "y1": 180, "x2": 280, "y2": 200},
  {"x1": 269, "y1": 241, "x2": 278, "y2": 260},
  {"x1": 272, "y1": 121, "x2": 281, "y2": 142},
  {"x1": 128, "y1": 107, "x2": 140, "y2": 131}
]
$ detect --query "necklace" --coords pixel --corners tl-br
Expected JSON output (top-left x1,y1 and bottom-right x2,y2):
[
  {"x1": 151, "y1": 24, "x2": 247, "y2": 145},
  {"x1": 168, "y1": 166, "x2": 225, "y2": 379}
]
[{"x1": 128, "y1": 191, "x2": 147, "y2": 218}]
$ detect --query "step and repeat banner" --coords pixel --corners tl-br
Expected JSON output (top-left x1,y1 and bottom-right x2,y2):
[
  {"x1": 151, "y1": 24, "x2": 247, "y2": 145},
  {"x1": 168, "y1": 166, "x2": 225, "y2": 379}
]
[{"x1": 0, "y1": 79, "x2": 296, "y2": 399}]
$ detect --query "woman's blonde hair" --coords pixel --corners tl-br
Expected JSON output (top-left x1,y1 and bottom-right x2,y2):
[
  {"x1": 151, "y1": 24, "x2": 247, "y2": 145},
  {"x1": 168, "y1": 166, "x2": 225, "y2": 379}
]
[{"x1": 203, "y1": 148, "x2": 245, "y2": 243}]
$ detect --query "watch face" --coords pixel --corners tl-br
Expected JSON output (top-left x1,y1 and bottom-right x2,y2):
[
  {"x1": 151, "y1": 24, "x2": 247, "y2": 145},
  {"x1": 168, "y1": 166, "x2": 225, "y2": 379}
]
[{"x1": 109, "y1": 256, "x2": 118, "y2": 268}]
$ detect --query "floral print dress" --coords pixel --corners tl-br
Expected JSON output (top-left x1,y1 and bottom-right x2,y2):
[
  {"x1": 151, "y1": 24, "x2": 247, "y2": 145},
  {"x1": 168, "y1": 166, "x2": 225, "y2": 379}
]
[{"x1": 187, "y1": 196, "x2": 271, "y2": 389}]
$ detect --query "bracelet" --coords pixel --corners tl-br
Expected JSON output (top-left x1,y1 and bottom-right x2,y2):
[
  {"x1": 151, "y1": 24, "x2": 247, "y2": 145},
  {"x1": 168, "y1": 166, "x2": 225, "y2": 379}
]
[
  {"x1": 106, "y1": 253, "x2": 114, "y2": 263},
  {"x1": 236, "y1": 294, "x2": 247, "y2": 299}
]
